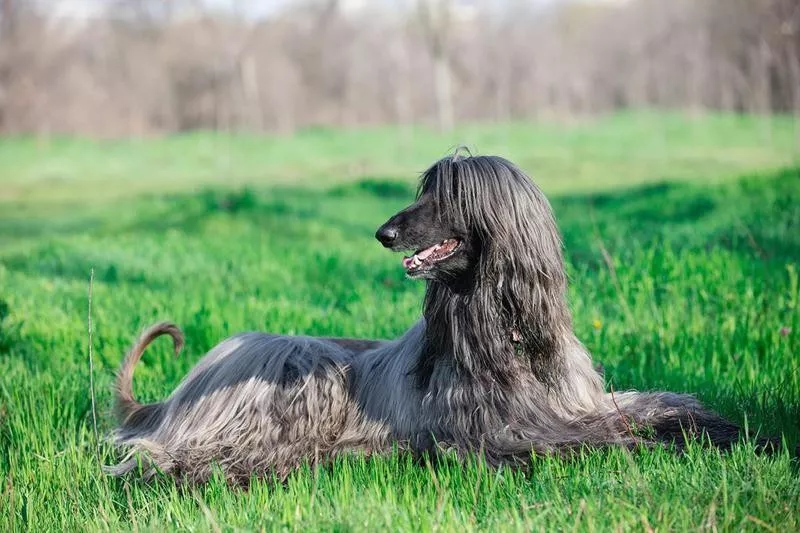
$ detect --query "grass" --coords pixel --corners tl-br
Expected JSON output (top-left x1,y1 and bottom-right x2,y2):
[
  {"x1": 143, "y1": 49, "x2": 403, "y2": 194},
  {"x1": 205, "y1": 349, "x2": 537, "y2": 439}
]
[{"x1": 0, "y1": 112, "x2": 799, "y2": 531}]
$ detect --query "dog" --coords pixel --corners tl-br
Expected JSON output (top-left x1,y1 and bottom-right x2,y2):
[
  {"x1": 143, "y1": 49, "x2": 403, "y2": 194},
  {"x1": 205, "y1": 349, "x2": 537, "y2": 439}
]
[{"x1": 109, "y1": 154, "x2": 751, "y2": 484}]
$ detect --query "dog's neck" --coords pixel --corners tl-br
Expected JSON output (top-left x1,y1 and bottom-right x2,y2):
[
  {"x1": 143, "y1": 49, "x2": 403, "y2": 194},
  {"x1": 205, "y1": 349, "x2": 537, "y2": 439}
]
[{"x1": 414, "y1": 276, "x2": 569, "y2": 389}]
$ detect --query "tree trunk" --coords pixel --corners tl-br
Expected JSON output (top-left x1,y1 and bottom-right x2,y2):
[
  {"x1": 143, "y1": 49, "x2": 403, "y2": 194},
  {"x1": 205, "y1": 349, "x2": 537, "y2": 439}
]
[{"x1": 433, "y1": 53, "x2": 453, "y2": 131}]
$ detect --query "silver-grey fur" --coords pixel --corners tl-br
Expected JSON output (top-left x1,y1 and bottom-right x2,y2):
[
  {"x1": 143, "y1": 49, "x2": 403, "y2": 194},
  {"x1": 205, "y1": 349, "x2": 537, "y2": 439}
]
[{"x1": 109, "y1": 154, "x2": 749, "y2": 485}]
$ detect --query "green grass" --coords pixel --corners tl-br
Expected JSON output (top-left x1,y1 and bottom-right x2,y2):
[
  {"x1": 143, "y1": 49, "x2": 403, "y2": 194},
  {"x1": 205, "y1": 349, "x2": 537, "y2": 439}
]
[{"x1": 0, "y1": 112, "x2": 799, "y2": 531}]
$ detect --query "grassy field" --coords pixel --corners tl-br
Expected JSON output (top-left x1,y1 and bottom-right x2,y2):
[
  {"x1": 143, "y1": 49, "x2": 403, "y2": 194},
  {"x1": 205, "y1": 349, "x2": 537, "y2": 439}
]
[{"x1": 0, "y1": 112, "x2": 799, "y2": 531}]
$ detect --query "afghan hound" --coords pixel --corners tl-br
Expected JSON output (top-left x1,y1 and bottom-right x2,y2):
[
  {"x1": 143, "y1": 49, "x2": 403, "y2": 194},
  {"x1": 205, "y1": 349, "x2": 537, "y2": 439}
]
[{"x1": 109, "y1": 154, "x2": 754, "y2": 484}]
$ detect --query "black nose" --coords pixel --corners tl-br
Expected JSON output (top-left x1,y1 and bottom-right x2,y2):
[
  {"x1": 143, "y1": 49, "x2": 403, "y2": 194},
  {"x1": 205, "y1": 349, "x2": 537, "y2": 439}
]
[{"x1": 376, "y1": 226, "x2": 398, "y2": 247}]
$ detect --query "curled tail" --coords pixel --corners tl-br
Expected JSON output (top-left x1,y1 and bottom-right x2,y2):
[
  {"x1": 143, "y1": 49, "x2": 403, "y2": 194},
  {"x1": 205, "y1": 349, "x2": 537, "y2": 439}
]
[{"x1": 115, "y1": 322, "x2": 184, "y2": 424}]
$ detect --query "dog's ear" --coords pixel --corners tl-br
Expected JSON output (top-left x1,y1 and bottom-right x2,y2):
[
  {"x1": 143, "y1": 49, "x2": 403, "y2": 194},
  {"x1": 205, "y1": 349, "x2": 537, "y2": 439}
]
[
  {"x1": 494, "y1": 259, "x2": 568, "y2": 386},
  {"x1": 472, "y1": 177, "x2": 570, "y2": 387}
]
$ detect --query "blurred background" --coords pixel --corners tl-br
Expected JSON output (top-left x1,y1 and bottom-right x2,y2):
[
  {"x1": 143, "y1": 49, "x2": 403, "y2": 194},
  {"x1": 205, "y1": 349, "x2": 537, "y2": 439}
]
[{"x1": 1, "y1": 0, "x2": 799, "y2": 137}]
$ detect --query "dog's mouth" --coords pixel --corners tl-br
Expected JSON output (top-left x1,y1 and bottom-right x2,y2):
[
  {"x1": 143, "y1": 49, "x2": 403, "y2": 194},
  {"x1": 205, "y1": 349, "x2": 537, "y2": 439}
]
[{"x1": 402, "y1": 239, "x2": 461, "y2": 274}]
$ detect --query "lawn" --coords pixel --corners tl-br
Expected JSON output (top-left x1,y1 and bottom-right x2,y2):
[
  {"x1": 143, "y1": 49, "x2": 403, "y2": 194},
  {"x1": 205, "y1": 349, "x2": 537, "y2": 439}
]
[{"x1": 0, "y1": 112, "x2": 799, "y2": 531}]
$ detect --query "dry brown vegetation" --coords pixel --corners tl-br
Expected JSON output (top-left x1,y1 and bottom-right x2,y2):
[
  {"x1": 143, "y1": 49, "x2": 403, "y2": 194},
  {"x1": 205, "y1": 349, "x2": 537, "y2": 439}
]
[{"x1": 1, "y1": 0, "x2": 799, "y2": 137}]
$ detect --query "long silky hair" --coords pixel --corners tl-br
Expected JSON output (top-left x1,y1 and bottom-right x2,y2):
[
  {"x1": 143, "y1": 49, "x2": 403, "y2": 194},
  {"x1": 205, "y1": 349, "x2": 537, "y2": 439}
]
[{"x1": 416, "y1": 155, "x2": 571, "y2": 389}]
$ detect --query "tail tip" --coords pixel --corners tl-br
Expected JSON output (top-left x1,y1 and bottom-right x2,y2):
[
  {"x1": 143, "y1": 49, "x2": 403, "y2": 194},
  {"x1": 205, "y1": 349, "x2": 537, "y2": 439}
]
[{"x1": 150, "y1": 321, "x2": 185, "y2": 356}]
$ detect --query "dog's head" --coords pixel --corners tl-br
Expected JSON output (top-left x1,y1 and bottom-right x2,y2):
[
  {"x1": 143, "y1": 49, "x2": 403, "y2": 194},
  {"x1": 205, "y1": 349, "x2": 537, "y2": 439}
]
[
  {"x1": 374, "y1": 158, "x2": 475, "y2": 284},
  {"x1": 375, "y1": 154, "x2": 565, "y2": 289}
]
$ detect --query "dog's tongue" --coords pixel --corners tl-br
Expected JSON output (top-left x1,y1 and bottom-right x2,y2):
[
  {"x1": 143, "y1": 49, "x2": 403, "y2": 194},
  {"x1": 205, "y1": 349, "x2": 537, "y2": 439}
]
[{"x1": 403, "y1": 243, "x2": 440, "y2": 269}]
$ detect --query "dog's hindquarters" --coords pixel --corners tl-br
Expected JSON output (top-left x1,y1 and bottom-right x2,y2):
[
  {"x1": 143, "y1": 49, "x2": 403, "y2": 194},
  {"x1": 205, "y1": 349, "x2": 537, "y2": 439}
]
[{"x1": 110, "y1": 331, "x2": 389, "y2": 483}]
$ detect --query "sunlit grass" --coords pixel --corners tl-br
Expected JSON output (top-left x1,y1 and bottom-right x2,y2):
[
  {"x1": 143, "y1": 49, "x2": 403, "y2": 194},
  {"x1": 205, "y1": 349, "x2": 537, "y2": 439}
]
[{"x1": 0, "y1": 113, "x2": 798, "y2": 531}]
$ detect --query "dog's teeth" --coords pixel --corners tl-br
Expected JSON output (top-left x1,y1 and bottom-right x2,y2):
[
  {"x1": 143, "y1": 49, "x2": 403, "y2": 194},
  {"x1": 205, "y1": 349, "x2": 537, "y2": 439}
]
[{"x1": 412, "y1": 256, "x2": 422, "y2": 267}]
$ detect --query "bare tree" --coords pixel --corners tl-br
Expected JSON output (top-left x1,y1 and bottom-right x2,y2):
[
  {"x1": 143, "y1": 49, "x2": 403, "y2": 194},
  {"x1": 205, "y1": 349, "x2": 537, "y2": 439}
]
[
  {"x1": 416, "y1": 0, "x2": 454, "y2": 131},
  {"x1": 1, "y1": 0, "x2": 798, "y2": 137}
]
